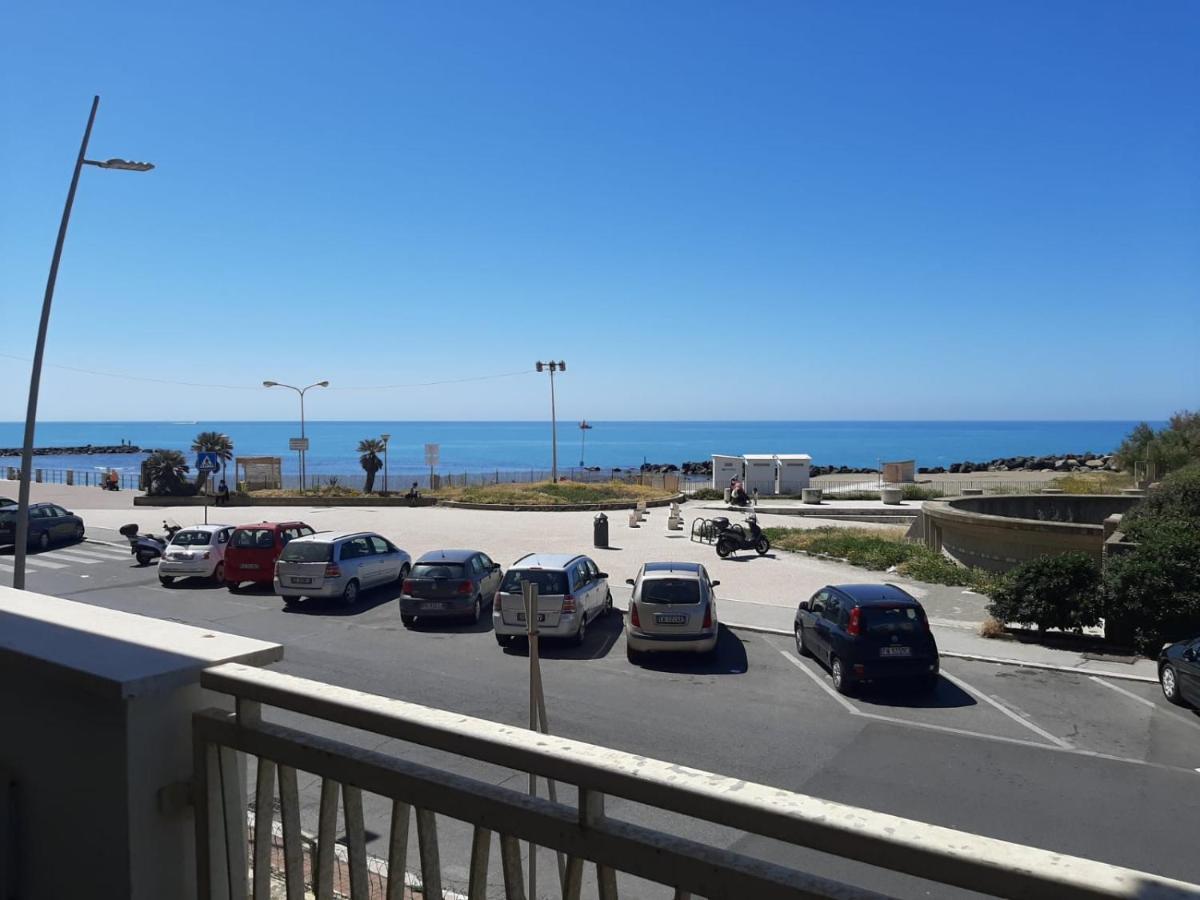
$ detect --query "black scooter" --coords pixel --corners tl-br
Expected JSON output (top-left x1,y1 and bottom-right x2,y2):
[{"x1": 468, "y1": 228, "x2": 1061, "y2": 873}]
[
  {"x1": 119, "y1": 520, "x2": 181, "y2": 566},
  {"x1": 712, "y1": 513, "x2": 770, "y2": 558}
]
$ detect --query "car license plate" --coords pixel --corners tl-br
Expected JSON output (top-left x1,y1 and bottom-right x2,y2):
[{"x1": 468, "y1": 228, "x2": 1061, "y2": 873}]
[
  {"x1": 655, "y1": 614, "x2": 688, "y2": 625},
  {"x1": 515, "y1": 612, "x2": 546, "y2": 622},
  {"x1": 880, "y1": 646, "x2": 912, "y2": 657},
  {"x1": 241, "y1": 563, "x2": 260, "y2": 570},
  {"x1": 291, "y1": 576, "x2": 312, "y2": 584},
  {"x1": 422, "y1": 602, "x2": 447, "y2": 611}
]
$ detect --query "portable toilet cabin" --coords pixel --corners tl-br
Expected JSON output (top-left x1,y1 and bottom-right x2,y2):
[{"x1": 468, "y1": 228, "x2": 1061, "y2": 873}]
[
  {"x1": 711, "y1": 454, "x2": 744, "y2": 491},
  {"x1": 776, "y1": 454, "x2": 812, "y2": 493},
  {"x1": 742, "y1": 454, "x2": 779, "y2": 496}
]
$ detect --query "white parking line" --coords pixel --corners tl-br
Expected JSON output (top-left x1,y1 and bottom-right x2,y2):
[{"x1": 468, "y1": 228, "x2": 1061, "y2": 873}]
[
  {"x1": 780, "y1": 650, "x2": 858, "y2": 714},
  {"x1": 938, "y1": 670, "x2": 1072, "y2": 749},
  {"x1": 1091, "y1": 676, "x2": 1200, "y2": 737},
  {"x1": 1090, "y1": 676, "x2": 1156, "y2": 709},
  {"x1": 0, "y1": 555, "x2": 68, "y2": 570},
  {"x1": 45, "y1": 548, "x2": 113, "y2": 564}
]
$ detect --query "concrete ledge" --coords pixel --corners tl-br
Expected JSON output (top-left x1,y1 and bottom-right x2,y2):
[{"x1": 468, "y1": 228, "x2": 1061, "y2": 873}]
[
  {"x1": 134, "y1": 494, "x2": 437, "y2": 508},
  {"x1": 437, "y1": 494, "x2": 684, "y2": 513}
]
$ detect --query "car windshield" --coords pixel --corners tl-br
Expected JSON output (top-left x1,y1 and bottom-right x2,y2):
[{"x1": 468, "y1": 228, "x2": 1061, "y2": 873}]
[
  {"x1": 412, "y1": 563, "x2": 465, "y2": 579},
  {"x1": 233, "y1": 529, "x2": 275, "y2": 549},
  {"x1": 500, "y1": 569, "x2": 569, "y2": 595},
  {"x1": 171, "y1": 530, "x2": 212, "y2": 547},
  {"x1": 640, "y1": 578, "x2": 701, "y2": 605},
  {"x1": 279, "y1": 542, "x2": 333, "y2": 563},
  {"x1": 863, "y1": 606, "x2": 922, "y2": 635}
]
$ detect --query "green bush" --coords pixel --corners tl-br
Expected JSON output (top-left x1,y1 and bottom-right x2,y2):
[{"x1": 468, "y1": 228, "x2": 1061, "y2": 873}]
[
  {"x1": 986, "y1": 553, "x2": 1101, "y2": 633},
  {"x1": 688, "y1": 488, "x2": 725, "y2": 501},
  {"x1": 1121, "y1": 463, "x2": 1200, "y2": 537}
]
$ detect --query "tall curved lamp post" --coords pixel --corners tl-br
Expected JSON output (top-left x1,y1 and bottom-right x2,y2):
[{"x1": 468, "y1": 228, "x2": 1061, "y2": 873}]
[
  {"x1": 263, "y1": 380, "x2": 329, "y2": 493},
  {"x1": 12, "y1": 95, "x2": 154, "y2": 590}
]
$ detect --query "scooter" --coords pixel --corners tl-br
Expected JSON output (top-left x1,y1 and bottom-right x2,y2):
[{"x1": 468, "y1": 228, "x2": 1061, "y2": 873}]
[
  {"x1": 119, "y1": 520, "x2": 182, "y2": 566},
  {"x1": 712, "y1": 513, "x2": 770, "y2": 559}
]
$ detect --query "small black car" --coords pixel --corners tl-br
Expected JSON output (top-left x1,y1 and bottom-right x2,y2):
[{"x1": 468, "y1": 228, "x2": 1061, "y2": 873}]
[
  {"x1": 0, "y1": 502, "x2": 85, "y2": 550},
  {"x1": 399, "y1": 549, "x2": 502, "y2": 626},
  {"x1": 794, "y1": 583, "x2": 939, "y2": 694},
  {"x1": 1159, "y1": 637, "x2": 1200, "y2": 708}
]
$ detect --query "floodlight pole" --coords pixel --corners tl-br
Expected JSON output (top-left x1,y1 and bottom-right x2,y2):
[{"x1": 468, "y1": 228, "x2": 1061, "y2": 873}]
[{"x1": 535, "y1": 361, "x2": 566, "y2": 483}]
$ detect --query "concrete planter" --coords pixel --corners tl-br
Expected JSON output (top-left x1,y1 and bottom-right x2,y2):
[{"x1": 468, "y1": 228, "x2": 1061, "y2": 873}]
[
  {"x1": 880, "y1": 487, "x2": 903, "y2": 505},
  {"x1": 801, "y1": 488, "x2": 823, "y2": 505},
  {"x1": 961, "y1": 488, "x2": 984, "y2": 496}
]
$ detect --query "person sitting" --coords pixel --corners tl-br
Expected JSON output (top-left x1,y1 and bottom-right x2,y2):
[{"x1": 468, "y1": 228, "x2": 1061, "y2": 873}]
[
  {"x1": 216, "y1": 478, "x2": 230, "y2": 505},
  {"x1": 405, "y1": 482, "x2": 421, "y2": 503}
]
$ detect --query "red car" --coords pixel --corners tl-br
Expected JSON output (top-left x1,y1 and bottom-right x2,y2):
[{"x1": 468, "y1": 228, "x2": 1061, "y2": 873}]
[{"x1": 224, "y1": 521, "x2": 316, "y2": 591}]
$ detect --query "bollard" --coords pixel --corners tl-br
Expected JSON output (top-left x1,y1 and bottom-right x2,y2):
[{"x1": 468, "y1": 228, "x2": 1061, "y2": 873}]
[
  {"x1": 801, "y1": 488, "x2": 822, "y2": 505},
  {"x1": 667, "y1": 514, "x2": 683, "y2": 531},
  {"x1": 628, "y1": 510, "x2": 640, "y2": 528}
]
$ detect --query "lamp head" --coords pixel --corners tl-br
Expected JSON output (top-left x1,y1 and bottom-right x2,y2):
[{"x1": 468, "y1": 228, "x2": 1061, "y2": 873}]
[{"x1": 262, "y1": 380, "x2": 278, "y2": 388}]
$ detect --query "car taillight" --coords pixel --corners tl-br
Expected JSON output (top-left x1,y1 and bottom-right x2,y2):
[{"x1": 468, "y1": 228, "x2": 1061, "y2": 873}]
[
  {"x1": 325, "y1": 564, "x2": 341, "y2": 578},
  {"x1": 702, "y1": 604, "x2": 712, "y2": 629},
  {"x1": 457, "y1": 580, "x2": 472, "y2": 595},
  {"x1": 847, "y1": 606, "x2": 862, "y2": 637},
  {"x1": 630, "y1": 604, "x2": 640, "y2": 627},
  {"x1": 402, "y1": 579, "x2": 414, "y2": 594},
  {"x1": 562, "y1": 594, "x2": 576, "y2": 613}
]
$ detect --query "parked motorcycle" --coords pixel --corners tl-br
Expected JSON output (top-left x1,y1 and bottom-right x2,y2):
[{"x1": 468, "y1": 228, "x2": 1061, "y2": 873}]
[
  {"x1": 712, "y1": 514, "x2": 770, "y2": 559},
  {"x1": 119, "y1": 520, "x2": 182, "y2": 566}
]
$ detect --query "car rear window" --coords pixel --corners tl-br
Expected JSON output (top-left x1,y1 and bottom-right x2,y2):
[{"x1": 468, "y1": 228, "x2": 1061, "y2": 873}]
[
  {"x1": 280, "y1": 542, "x2": 333, "y2": 563},
  {"x1": 412, "y1": 563, "x2": 465, "y2": 579},
  {"x1": 172, "y1": 530, "x2": 213, "y2": 547},
  {"x1": 863, "y1": 606, "x2": 922, "y2": 635},
  {"x1": 640, "y1": 578, "x2": 701, "y2": 605},
  {"x1": 500, "y1": 569, "x2": 569, "y2": 596},
  {"x1": 232, "y1": 528, "x2": 276, "y2": 549}
]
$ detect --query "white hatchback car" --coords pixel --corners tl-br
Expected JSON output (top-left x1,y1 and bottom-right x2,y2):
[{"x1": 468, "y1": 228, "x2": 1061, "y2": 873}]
[
  {"x1": 274, "y1": 531, "x2": 411, "y2": 608},
  {"x1": 158, "y1": 524, "x2": 235, "y2": 585},
  {"x1": 625, "y1": 561, "x2": 720, "y2": 662}
]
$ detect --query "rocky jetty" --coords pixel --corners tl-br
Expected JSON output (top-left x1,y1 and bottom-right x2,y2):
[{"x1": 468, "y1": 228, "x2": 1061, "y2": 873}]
[
  {"x1": 918, "y1": 453, "x2": 1118, "y2": 475},
  {"x1": 0, "y1": 444, "x2": 161, "y2": 457}
]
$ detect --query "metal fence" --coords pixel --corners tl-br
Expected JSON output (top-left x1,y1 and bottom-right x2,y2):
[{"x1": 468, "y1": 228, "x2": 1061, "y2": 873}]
[
  {"x1": 196, "y1": 661, "x2": 1200, "y2": 900},
  {"x1": 1, "y1": 466, "x2": 141, "y2": 490}
]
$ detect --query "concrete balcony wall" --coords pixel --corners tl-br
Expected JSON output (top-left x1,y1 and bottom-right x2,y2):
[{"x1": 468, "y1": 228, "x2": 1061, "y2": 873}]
[{"x1": 0, "y1": 587, "x2": 281, "y2": 900}]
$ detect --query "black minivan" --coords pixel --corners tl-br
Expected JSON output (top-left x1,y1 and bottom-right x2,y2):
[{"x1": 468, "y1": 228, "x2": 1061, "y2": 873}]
[{"x1": 794, "y1": 583, "x2": 939, "y2": 694}]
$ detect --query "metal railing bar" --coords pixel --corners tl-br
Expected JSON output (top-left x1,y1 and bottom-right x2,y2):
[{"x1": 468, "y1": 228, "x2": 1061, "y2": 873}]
[
  {"x1": 217, "y1": 745, "x2": 249, "y2": 900},
  {"x1": 499, "y1": 833, "x2": 525, "y2": 900},
  {"x1": 252, "y1": 758, "x2": 275, "y2": 900},
  {"x1": 342, "y1": 785, "x2": 369, "y2": 900},
  {"x1": 277, "y1": 765, "x2": 305, "y2": 900},
  {"x1": 467, "y1": 825, "x2": 491, "y2": 900},
  {"x1": 315, "y1": 778, "x2": 339, "y2": 900},
  {"x1": 415, "y1": 807, "x2": 442, "y2": 900},
  {"x1": 386, "y1": 800, "x2": 411, "y2": 900}
]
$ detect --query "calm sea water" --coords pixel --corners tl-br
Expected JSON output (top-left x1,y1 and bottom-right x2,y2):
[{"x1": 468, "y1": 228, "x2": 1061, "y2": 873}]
[{"x1": 0, "y1": 420, "x2": 1151, "y2": 477}]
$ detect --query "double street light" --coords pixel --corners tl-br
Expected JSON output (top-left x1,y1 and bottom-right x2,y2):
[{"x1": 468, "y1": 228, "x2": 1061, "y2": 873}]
[
  {"x1": 263, "y1": 380, "x2": 329, "y2": 493},
  {"x1": 535, "y1": 361, "x2": 566, "y2": 483},
  {"x1": 11, "y1": 96, "x2": 154, "y2": 590}
]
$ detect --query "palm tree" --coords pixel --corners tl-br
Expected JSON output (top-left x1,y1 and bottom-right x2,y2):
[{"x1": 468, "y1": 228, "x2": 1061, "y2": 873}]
[
  {"x1": 191, "y1": 431, "x2": 234, "y2": 488},
  {"x1": 144, "y1": 450, "x2": 190, "y2": 496},
  {"x1": 358, "y1": 438, "x2": 385, "y2": 494}
]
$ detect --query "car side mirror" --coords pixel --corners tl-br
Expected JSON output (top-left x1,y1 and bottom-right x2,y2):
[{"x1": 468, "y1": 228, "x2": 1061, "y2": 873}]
[
  {"x1": 626, "y1": 578, "x2": 636, "y2": 586},
  {"x1": 711, "y1": 580, "x2": 721, "y2": 587},
  {"x1": 798, "y1": 600, "x2": 810, "y2": 611},
  {"x1": 491, "y1": 563, "x2": 501, "y2": 571},
  {"x1": 596, "y1": 572, "x2": 608, "y2": 580}
]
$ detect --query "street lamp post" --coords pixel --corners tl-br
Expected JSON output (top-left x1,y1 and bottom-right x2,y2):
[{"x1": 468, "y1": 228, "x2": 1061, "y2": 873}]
[
  {"x1": 11, "y1": 95, "x2": 154, "y2": 590},
  {"x1": 263, "y1": 380, "x2": 329, "y2": 493},
  {"x1": 535, "y1": 361, "x2": 566, "y2": 483},
  {"x1": 381, "y1": 433, "x2": 391, "y2": 496}
]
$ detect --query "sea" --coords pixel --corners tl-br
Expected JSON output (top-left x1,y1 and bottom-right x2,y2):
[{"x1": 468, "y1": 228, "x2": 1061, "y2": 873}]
[{"x1": 0, "y1": 420, "x2": 1153, "y2": 480}]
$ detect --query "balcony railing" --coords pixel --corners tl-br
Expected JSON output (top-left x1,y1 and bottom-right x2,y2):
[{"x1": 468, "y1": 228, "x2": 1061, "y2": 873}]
[{"x1": 196, "y1": 662, "x2": 1200, "y2": 900}]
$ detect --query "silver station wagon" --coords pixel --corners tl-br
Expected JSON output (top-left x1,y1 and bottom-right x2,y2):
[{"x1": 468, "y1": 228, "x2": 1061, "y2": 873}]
[
  {"x1": 493, "y1": 553, "x2": 612, "y2": 647},
  {"x1": 274, "y1": 530, "x2": 411, "y2": 608}
]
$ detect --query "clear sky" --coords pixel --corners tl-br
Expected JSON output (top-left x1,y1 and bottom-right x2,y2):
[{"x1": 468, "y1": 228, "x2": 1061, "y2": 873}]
[{"x1": 1, "y1": 1, "x2": 1197, "y2": 422}]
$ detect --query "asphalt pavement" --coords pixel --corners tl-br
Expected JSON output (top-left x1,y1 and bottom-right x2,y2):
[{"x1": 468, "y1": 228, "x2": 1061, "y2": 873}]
[{"x1": 10, "y1": 529, "x2": 1200, "y2": 898}]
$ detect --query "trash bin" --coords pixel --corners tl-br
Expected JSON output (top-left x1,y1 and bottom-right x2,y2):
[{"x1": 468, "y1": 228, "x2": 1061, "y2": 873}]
[{"x1": 593, "y1": 513, "x2": 609, "y2": 548}]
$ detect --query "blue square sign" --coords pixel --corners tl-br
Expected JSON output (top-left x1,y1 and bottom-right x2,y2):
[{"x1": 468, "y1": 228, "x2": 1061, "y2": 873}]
[{"x1": 196, "y1": 451, "x2": 221, "y2": 472}]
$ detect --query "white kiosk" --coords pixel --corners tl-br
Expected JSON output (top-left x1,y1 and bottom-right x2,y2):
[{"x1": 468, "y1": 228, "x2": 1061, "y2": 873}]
[
  {"x1": 777, "y1": 454, "x2": 812, "y2": 493},
  {"x1": 743, "y1": 454, "x2": 779, "y2": 496},
  {"x1": 711, "y1": 454, "x2": 744, "y2": 491}
]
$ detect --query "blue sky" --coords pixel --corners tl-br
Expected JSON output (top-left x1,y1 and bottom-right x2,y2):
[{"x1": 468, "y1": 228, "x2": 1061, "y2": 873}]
[{"x1": 1, "y1": 1, "x2": 1197, "y2": 422}]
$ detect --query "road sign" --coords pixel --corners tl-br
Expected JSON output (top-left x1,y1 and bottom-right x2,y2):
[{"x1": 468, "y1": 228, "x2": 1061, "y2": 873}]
[
  {"x1": 424, "y1": 443, "x2": 440, "y2": 466},
  {"x1": 289, "y1": 438, "x2": 310, "y2": 452},
  {"x1": 196, "y1": 451, "x2": 221, "y2": 472}
]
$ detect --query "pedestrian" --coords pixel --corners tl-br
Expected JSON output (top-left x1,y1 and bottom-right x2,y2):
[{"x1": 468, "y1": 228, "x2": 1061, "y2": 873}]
[{"x1": 217, "y1": 477, "x2": 230, "y2": 505}]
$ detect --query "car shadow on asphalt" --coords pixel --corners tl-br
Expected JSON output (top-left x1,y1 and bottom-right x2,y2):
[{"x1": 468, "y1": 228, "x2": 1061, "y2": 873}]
[
  {"x1": 844, "y1": 676, "x2": 976, "y2": 710},
  {"x1": 503, "y1": 611, "x2": 623, "y2": 661},
  {"x1": 280, "y1": 585, "x2": 402, "y2": 617},
  {"x1": 403, "y1": 607, "x2": 496, "y2": 635},
  {"x1": 717, "y1": 553, "x2": 778, "y2": 562},
  {"x1": 629, "y1": 625, "x2": 749, "y2": 676}
]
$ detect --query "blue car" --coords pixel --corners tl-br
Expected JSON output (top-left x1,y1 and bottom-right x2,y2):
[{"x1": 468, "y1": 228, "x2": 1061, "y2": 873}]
[{"x1": 794, "y1": 583, "x2": 939, "y2": 694}]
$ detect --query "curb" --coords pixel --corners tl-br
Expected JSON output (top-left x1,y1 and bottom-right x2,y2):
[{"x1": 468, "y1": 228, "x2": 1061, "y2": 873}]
[
  {"x1": 722, "y1": 621, "x2": 1159, "y2": 684},
  {"x1": 439, "y1": 493, "x2": 684, "y2": 513}
]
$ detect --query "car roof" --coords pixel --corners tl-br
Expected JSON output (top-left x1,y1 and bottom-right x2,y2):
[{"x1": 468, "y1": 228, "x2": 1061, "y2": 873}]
[
  {"x1": 232, "y1": 521, "x2": 308, "y2": 530},
  {"x1": 510, "y1": 552, "x2": 587, "y2": 570},
  {"x1": 287, "y1": 530, "x2": 374, "y2": 544},
  {"x1": 642, "y1": 561, "x2": 703, "y2": 577},
  {"x1": 828, "y1": 583, "x2": 919, "y2": 606},
  {"x1": 416, "y1": 549, "x2": 479, "y2": 563},
  {"x1": 178, "y1": 523, "x2": 234, "y2": 532}
]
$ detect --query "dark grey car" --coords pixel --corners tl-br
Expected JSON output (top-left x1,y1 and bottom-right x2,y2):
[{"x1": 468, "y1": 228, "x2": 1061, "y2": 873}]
[
  {"x1": 400, "y1": 549, "x2": 503, "y2": 626},
  {"x1": 0, "y1": 502, "x2": 85, "y2": 550}
]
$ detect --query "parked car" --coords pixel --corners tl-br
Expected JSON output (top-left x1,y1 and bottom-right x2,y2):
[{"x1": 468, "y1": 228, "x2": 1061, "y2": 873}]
[
  {"x1": 399, "y1": 549, "x2": 502, "y2": 626},
  {"x1": 224, "y1": 521, "x2": 315, "y2": 591},
  {"x1": 158, "y1": 524, "x2": 235, "y2": 586},
  {"x1": 1159, "y1": 636, "x2": 1200, "y2": 708},
  {"x1": 275, "y1": 531, "x2": 411, "y2": 608},
  {"x1": 0, "y1": 502, "x2": 84, "y2": 550},
  {"x1": 794, "y1": 583, "x2": 939, "y2": 694},
  {"x1": 0, "y1": 497, "x2": 14, "y2": 507},
  {"x1": 625, "y1": 562, "x2": 720, "y2": 663},
  {"x1": 493, "y1": 553, "x2": 612, "y2": 647}
]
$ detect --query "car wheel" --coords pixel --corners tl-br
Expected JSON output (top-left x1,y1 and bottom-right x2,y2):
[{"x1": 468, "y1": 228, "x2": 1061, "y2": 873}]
[
  {"x1": 342, "y1": 579, "x2": 360, "y2": 607},
  {"x1": 282, "y1": 596, "x2": 299, "y2": 608},
  {"x1": 396, "y1": 563, "x2": 410, "y2": 585},
  {"x1": 921, "y1": 672, "x2": 940, "y2": 693},
  {"x1": 604, "y1": 591, "x2": 613, "y2": 615},
  {"x1": 470, "y1": 596, "x2": 482, "y2": 624},
  {"x1": 136, "y1": 551, "x2": 153, "y2": 566},
  {"x1": 496, "y1": 634, "x2": 513, "y2": 648},
  {"x1": 227, "y1": 582, "x2": 241, "y2": 594},
  {"x1": 831, "y1": 657, "x2": 853, "y2": 695},
  {"x1": 626, "y1": 642, "x2": 642, "y2": 665},
  {"x1": 574, "y1": 612, "x2": 588, "y2": 646},
  {"x1": 212, "y1": 562, "x2": 225, "y2": 584},
  {"x1": 37, "y1": 531, "x2": 50, "y2": 552},
  {"x1": 1161, "y1": 664, "x2": 1184, "y2": 705},
  {"x1": 755, "y1": 537, "x2": 770, "y2": 555},
  {"x1": 73, "y1": 523, "x2": 85, "y2": 543},
  {"x1": 401, "y1": 614, "x2": 416, "y2": 628},
  {"x1": 159, "y1": 575, "x2": 174, "y2": 587},
  {"x1": 715, "y1": 540, "x2": 733, "y2": 559},
  {"x1": 795, "y1": 625, "x2": 810, "y2": 657}
]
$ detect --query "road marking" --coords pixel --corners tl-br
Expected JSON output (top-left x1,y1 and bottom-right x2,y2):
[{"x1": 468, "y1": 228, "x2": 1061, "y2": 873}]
[
  {"x1": 940, "y1": 670, "x2": 1072, "y2": 749},
  {"x1": 780, "y1": 651, "x2": 858, "y2": 714},
  {"x1": 0, "y1": 555, "x2": 68, "y2": 570},
  {"x1": 46, "y1": 549, "x2": 112, "y2": 564},
  {"x1": 1090, "y1": 676, "x2": 1157, "y2": 709}
]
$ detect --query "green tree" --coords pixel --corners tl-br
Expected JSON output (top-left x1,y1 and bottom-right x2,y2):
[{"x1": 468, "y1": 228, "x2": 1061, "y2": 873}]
[
  {"x1": 358, "y1": 438, "x2": 385, "y2": 494},
  {"x1": 1114, "y1": 411, "x2": 1200, "y2": 478},
  {"x1": 987, "y1": 553, "x2": 1102, "y2": 633},
  {"x1": 143, "y1": 450, "x2": 191, "y2": 496},
  {"x1": 190, "y1": 431, "x2": 234, "y2": 488}
]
